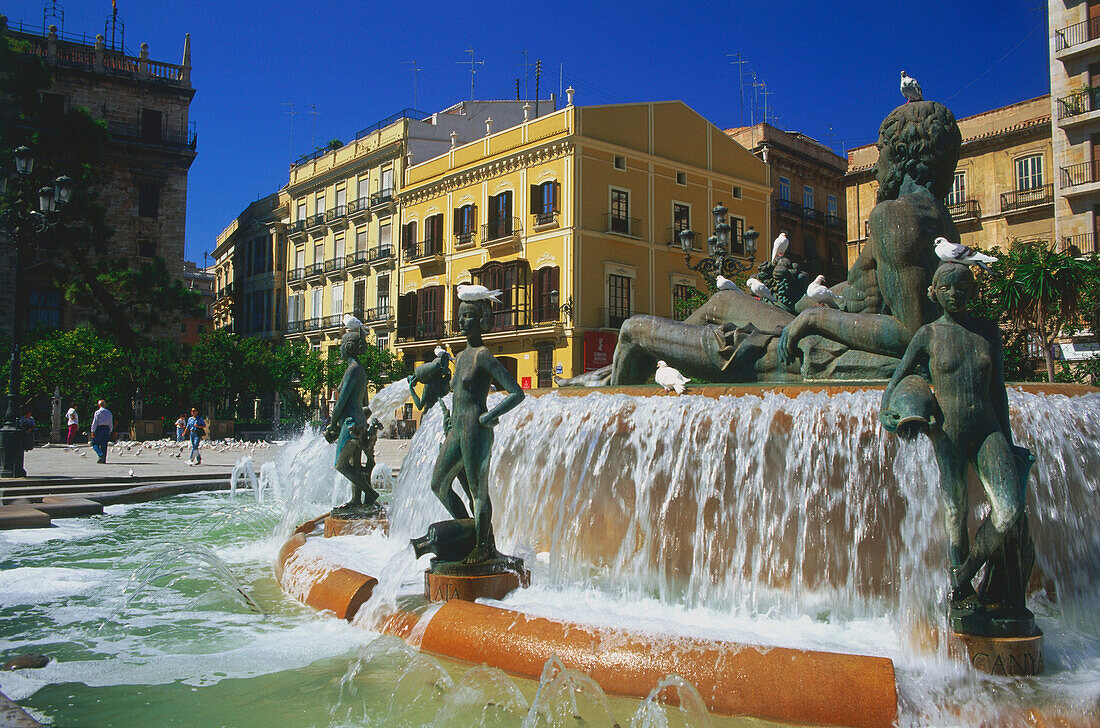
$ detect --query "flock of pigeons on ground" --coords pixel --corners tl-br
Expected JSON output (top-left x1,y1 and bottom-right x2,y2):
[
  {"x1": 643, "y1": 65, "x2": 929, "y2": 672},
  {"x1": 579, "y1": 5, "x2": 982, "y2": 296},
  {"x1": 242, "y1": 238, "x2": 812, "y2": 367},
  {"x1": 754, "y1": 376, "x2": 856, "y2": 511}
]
[{"x1": 63, "y1": 438, "x2": 276, "y2": 462}]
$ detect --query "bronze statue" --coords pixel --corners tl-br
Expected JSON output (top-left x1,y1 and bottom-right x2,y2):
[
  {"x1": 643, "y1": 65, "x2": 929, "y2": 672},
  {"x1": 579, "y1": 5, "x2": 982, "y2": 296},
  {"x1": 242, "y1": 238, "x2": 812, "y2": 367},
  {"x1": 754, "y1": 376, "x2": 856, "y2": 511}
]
[
  {"x1": 881, "y1": 262, "x2": 1036, "y2": 637},
  {"x1": 408, "y1": 347, "x2": 452, "y2": 429},
  {"x1": 425, "y1": 297, "x2": 525, "y2": 566},
  {"x1": 557, "y1": 100, "x2": 963, "y2": 388},
  {"x1": 324, "y1": 329, "x2": 383, "y2": 514}
]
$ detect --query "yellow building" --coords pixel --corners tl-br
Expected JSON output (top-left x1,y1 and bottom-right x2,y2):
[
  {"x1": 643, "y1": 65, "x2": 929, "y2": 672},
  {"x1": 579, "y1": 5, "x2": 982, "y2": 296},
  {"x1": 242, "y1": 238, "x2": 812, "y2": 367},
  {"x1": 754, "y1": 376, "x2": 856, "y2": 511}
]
[
  {"x1": 845, "y1": 95, "x2": 1053, "y2": 265},
  {"x1": 397, "y1": 96, "x2": 770, "y2": 387}
]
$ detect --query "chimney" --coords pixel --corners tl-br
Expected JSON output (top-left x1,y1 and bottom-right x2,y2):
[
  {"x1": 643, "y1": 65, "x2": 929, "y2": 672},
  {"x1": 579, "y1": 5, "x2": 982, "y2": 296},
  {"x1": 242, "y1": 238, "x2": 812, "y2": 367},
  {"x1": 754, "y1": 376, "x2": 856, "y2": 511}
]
[
  {"x1": 523, "y1": 103, "x2": 531, "y2": 121},
  {"x1": 450, "y1": 130, "x2": 457, "y2": 148},
  {"x1": 485, "y1": 117, "x2": 493, "y2": 136},
  {"x1": 566, "y1": 87, "x2": 575, "y2": 106}
]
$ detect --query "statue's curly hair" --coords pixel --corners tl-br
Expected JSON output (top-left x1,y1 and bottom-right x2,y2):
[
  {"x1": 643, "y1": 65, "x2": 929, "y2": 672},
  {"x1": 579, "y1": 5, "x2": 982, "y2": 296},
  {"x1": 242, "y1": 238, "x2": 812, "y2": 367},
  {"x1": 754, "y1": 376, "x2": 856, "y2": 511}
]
[
  {"x1": 339, "y1": 329, "x2": 363, "y2": 356},
  {"x1": 876, "y1": 101, "x2": 962, "y2": 203}
]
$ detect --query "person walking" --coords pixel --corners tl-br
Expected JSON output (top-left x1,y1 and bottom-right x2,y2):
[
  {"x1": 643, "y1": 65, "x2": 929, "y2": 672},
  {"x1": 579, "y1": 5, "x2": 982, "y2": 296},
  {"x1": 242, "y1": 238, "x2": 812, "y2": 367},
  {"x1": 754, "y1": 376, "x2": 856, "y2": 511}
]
[
  {"x1": 90, "y1": 400, "x2": 113, "y2": 464},
  {"x1": 186, "y1": 408, "x2": 206, "y2": 465},
  {"x1": 174, "y1": 414, "x2": 187, "y2": 442},
  {"x1": 66, "y1": 404, "x2": 79, "y2": 445}
]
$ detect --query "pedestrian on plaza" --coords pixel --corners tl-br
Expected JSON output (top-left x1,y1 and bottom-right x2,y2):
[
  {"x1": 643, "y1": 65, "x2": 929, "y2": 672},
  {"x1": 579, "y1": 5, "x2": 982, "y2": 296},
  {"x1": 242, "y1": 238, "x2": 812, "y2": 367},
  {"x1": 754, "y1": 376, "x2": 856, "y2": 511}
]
[
  {"x1": 66, "y1": 404, "x2": 79, "y2": 445},
  {"x1": 90, "y1": 399, "x2": 114, "y2": 464},
  {"x1": 186, "y1": 407, "x2": 206, "y2": 465},
  {"x1": 18, "y1": 410, "x2": 35, "y2": 450},
  {"x1": 174, "y1": 414, "x2": 187, "y2": 442}
]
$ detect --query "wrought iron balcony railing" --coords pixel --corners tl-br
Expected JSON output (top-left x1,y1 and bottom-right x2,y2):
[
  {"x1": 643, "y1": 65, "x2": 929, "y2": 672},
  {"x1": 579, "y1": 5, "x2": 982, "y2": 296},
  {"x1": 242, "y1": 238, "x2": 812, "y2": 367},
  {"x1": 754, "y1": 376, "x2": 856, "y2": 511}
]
[
  {"x1": 397, "y1": 318, "x2": 447, "y2": 341},
  {"x1": 368, "y1": 245, "x2": 394, "y2": 263},
  {"x1": 482, "y1": 217, "x2": 520, "y2": 243},
  {"x1": 1057, "y1": 87, "x2": 1100, "y2": 120},
  {"x1": 360, "y1": 305, "x2": 394, "y2": 322},
  {"x1": 288, "y1": 220, "x2": 306, "y2": 236},
  {"x1": 605, "y1": 213, "x2": 641, "y2": 237},
  {"x1": 345, "y1": 250, "x2": 369, "y2": 269},
  {"x1": 1055, "y1": 17, "x2": 1100, "y2": 52},
  {"x1": 105, "y1": 120, "x2": 197, "y2": 151},
  {"x1": 323, "y1": 314, "x2": 344, "y2": 329},
  {"x1": 324, "y1": 257, "x2": 345, "y2": 275},
  {"x1": 405, "y1": 239, "x2": 444, "y2": 261},
  {"x1": 1001, "y1": 183, "x2": 1054, "y2": 211},
  {"x1": 370, "y1": 188, "x2": 395, "y2": 209},
  {"x1": 304, "y1": 262, "x2": 324, "y2": 278},
  {"x1": 325, "y1": 205, "x2": 346, "y2": 223},
  {"x1": 306, "y1": 212, "x2": 326, "y2": 229},
  {"x1": 775, "y1": 198, "x2": 802, "y2": 217},
  {"x1": 1061, "y1": 160, "x2": 1100, "y2": 188},
  {"x1": 347, "y1": 197, "x2": 370, "y2": 217},
  {"x1": 455, "y1": 230, "x2": 475, "y2": 247},
  {"x1": 802, "y1": 207, "x2": 822, "y2": 223},
  {"x1": 287, "y1": 267, "x2": 305, "y2": 283},
  {"x1": 947, "y1": 199, "x2": 981, "y2": 221},
  {"x1": 1062, "y1": 233, "x2": 1099, "y2": 256},
  {"x1": 534, "y1": 210, "x2": 559, "y2": 227},
  {"x1": 825, "y1": 213, "x2": 845, "y2": 229}
]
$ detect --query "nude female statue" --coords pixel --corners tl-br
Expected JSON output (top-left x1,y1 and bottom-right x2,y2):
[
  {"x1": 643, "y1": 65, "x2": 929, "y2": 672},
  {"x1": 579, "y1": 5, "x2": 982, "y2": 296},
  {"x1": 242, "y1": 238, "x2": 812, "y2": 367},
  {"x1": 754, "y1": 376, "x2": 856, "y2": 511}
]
[
  {"x1": 881, "y1": 262, "x2": 1035, "y2": 635},
  {"x1": 324, "y1": 329, "x2": 382, "y2": 512},
  {"x1": 427, "y1": 298, "x2": 525, "y2": 564}
]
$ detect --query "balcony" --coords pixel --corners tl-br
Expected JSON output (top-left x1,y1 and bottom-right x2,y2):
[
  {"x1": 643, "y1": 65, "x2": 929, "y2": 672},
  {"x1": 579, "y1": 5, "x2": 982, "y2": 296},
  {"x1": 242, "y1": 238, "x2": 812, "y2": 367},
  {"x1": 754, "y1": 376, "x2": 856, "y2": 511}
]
[
  {"x1": 368, "y1": 245, "x2": 394, "y2": 267},
  {"x1": 482, "y1": 217, "x2": 521, "y2": 247},
  {"x1": 105, "y1": 120, "x2": 197, "y2": 153},
  {"x1": 370, "y1": 188, "x2": 395, "y2": 216},
  {"x1": 405, "y1": 240, "x2": 444, "y2": 264},
  {"x1": 1057, "y1": 88, "x2": 1100, "y2": 125},
  {"x1": 947, "y1": 199, "x2": 981, "y2": 222},
  {"x1": 325, "y1": 205, "x2": 348, "y2": 229},
  {"x1": 533, "y1": 210, "x2": 559, "y2": 229},
  {"x1": 825, "y1": 213, "x2": 845, "y2": 230},
  {"x1": 304, "y1": 262, "x2": 324, "y2": 281},
  {"x1": 531, "y1": 306, "x2": 566, "y2": 326},
  {"x1": 306, "y1": 212, "x2": 326, "y2": 234},
  {"x1": 287, "y1": 317, "x2": 322, "y2": 335},
  {"x1": 802, "y1": 207, "x2": 823, "y2": 224},
  {"x1": 324, "y1": 257, "x2": 346, "y2": 279},
  {"x1": 455, "y1": 230, "x2": 476, "y2": 249},
  {"x1": 345, "y1": 250, "x2": 369, "y2": 271},
  {"x1": 604, "y1": 213, "x2": 642, "y2": 238},
  {"x1": 599, "y1": 307, "x2": 631, "y2": 330},
  {"x1": 323, "y1": 314, "x2": 344, "y2": 330},
  {"x1": 287, "y1": 267, "x2": 306, "y2": 287},
  {"x1": 775, "y1": 198, "x2": 802, "y2": 218},
  {"x1": 1001, "y1": 183, "x2": 1054, "y2": 211},
  {"x1": 347, "y1": 197, "x2": 371, "y2": 221},
  {"x1": 287, "y1": 219, "x2": 307, "y2": 240},
  {"x1": 360, "y1": 305, "x2": 394, "y2": 324},
  {"x1": 1062, "y1": 233, "x2": 1099, "y2": 256},
  {"x1": 397, "y1": 318, "x2": 447, "y2": 342},
  {"x1": 1055, "y1": 17, "x2": 1100, "y2": 54}
]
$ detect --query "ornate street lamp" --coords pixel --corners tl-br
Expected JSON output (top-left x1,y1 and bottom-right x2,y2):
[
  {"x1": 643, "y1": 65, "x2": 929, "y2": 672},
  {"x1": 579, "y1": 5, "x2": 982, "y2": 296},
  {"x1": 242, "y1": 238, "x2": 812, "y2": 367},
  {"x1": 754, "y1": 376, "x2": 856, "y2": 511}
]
[
  {"x1": 681, "y1": 202, "x2": 759, "y2": 284},
  {"x1": 0, "y1": 146, "x2": 75, "y2": 478},
  {"x1": 548, "y1": 289, "x2": 573, "y2": 325}
]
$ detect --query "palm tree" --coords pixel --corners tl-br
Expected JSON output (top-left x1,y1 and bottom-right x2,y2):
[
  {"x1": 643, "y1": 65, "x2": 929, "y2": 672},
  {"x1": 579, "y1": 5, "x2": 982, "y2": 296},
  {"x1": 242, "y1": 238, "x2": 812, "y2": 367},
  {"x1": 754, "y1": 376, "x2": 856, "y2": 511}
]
[{"x1": 987, "y1": 239, "x2": 1099, "y2": 382}]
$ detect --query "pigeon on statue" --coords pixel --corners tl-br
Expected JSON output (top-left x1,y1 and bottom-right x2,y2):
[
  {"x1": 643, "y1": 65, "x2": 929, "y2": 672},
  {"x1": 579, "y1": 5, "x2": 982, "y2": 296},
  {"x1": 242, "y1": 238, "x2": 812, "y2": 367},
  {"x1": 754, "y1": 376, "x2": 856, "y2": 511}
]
[
  {"x1": 771, "y1": 232, "x2": 789, "y2": 263},
  {"x1": 654, "y1": 361, "x2": 690, "y2": 394},
  {"x1": 806, "y1": 275, "x2": 843, "y2": 307},
  {"x1": 434, "y1": 345, "x2": 448, "y2": 359},
  {"x1": 456, "y1": 283, "x2": 502, "y2": 303},
  {"x1": 900, "y1": 71, "x2": 923, "y2": 102},
  {"x1": 715, "y1": 274, "x2": 739, "y2": 291},
  {"x1": 746, "y1": 277, "x2": 778, "y2": 304},
  {"x1": 934, "y1": 237, "x2": 998, "y2": 272},
  {"x1": 343, "y1": 314, "x2": 362, "y2": 332}
]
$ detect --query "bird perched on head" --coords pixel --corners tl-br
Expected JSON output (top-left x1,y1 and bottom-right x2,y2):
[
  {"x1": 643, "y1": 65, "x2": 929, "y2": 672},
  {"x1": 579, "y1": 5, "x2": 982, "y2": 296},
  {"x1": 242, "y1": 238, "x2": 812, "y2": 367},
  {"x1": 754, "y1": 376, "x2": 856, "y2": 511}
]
[
  {"x1": 771, "y1": 232, "x2": 789, "y2": 263},
  {"x1": 343, "y1": 314, "x2": 362, "y2": 332},
  {"x1": 746, "y1": 277, "x2": 778, "y2": 304},
  {"x1": 933, "y1": 237, "x2": 998, "y2": 272},
  {"x1": 806, "y1": 275, "x2": 843, "y2": 307},
  {"x1": 654, "y1": 361, "x2": 690, "y2": 395},
  {"x1": 456, "y1": 283, "x2": 502, "y2": 303},
  {"x1": 715, "y1": 274, "x2": 739, "y2": 291},
  {"x1": 434, "y1": 345, "x2": 449, "y2": 361},
  {"x1": 900, "y1": 71, "x2": 923, "y2": 102}
]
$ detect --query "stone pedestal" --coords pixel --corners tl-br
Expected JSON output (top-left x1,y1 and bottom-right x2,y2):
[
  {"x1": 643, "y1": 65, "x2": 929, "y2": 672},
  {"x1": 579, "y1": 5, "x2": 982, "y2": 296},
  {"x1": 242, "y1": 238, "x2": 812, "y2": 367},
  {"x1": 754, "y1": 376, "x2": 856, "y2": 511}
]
[
  {"x1": 953, "y1": 630, "x2": 1044, "y2": 676},
  {"x1": 323, "y1": 510, "x2": 388, "y2": 538},
  {"x1": 424, "y1": 566, "x2": 530, "y2": 602}
]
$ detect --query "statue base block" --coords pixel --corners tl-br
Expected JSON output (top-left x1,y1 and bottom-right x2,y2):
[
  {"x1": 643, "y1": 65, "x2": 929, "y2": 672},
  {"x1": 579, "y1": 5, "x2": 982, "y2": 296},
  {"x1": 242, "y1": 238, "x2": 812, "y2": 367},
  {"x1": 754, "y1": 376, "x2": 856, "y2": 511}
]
[
  {"x1": 424, "y1": 565, "x2": 530, "y2": 603},
  {"x1": 324, "y1": 514, "x2": 389, "y2": 538},
  {"x1": 952, "y1": 630, "x2": 1044, "y2": 676}
]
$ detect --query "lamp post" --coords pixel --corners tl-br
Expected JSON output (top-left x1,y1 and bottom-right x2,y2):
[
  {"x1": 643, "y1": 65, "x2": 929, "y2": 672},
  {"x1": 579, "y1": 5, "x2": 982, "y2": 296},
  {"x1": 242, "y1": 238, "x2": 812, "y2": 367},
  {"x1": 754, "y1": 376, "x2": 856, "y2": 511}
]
[
  {"x1": 0, "y1": 146, "x2": 75, "y2": 477},
  {"x1": 548, "y1": 289, "x2": 573, "y2": 325},
  {"x1": 680, "y1": 202, "x2": 760, "y2": 284}
]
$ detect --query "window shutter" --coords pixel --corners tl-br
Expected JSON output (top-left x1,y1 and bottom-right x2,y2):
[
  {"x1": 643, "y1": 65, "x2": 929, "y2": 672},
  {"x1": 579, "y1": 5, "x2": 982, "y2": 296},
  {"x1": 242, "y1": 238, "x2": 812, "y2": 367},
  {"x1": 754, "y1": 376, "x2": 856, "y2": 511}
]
[
  {"x1": 454, "y1": 209, "x2": 461, "y2": 236},
  {"x1": 553, "y1": 181, "x2": 561, "y2": 213},
  {"x1": 530, "y1": 184, "x2": 539, "y2": 213},
  {"x1": 503, "y1": 191, "x2": 512, "y2": 219}
]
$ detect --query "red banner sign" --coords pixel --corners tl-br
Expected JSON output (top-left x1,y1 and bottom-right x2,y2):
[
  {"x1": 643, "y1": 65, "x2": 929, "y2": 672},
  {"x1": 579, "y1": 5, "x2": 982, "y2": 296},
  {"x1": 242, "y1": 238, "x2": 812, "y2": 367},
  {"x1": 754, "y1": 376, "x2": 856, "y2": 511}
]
[{"x1": 584, "y1": 331, "x2": 616, "y2": 372}]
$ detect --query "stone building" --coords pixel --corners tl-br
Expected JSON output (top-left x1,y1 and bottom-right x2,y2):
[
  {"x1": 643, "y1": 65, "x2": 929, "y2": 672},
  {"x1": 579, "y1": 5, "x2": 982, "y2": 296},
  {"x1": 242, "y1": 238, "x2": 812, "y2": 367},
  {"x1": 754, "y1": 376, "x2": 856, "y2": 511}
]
[
  {"x1": 844, "y1": 95, "x2": 1054, "y2": 265},
  {"x1": 180, "y1": 259, "x2": 214, "y2": 346},
  {"x1": 725, "y1": 124, "x2": 848, "y2": 284},
  {"x1": 1, "y1": 16, "x2": 195, "y2": 335},
  {"x1": 1050, "y1": 0, "x2": 1100, "y2": 255}
]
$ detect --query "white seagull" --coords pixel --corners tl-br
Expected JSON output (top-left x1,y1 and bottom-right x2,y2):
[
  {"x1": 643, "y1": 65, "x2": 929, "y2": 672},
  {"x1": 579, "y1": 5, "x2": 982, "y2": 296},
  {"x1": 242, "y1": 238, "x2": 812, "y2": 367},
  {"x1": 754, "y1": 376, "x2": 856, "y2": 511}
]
[
  {"x1": 934, "y1": 237, "x2": 998, "y2": 272},
  {"x1": 715, "y1": 275, "x2": 739, "y2": 291},
  {"x1": 343, "y1": 314, "x2": 362, "y2": 331},
  {"x1": 746, "y1": 277, "x2": 778, "y2": 304},
  {"x1": 771, "y1": 232, "x2": 789, "y2": 263},
  {"x1": 900, "y1": 71, "x2": 923, "y2": 102},
  {"x1": 434, "y1": 345, "x2": 448, "y2": 359},
  {"x1": 654, "y1": 361, "x2": 690, "y2": 395},
  {"x1": 456, "y1": 283, "x2": 502, "y2": 303},
  {"x1": 806, "y1": 275, "x2": 843, "y2": 307}
]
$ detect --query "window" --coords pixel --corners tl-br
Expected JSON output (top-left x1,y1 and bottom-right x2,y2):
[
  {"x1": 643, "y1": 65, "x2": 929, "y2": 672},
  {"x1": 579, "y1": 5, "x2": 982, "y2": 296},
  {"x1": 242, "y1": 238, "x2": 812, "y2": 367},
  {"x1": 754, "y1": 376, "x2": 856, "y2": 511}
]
[
  {"x1": 137, "y1": 239, "x2": 156, "y2": 257},
  {"x1": 531, "y1": 181, "x2": 560, "y2": 225},
  {"x1": 402, "y1": 221, "x2": 418, "y2": 252},
  {"x1": 334, "y1": 233, "x2": 345, "y2": 260},
  {"x1": 335, "y1": 186, "x2": 346, "y2": 210},
  {"x1": 353, "y1": 279, "x2": 365, "y2": 315},
  {"x1": 332, "y1": 283, "x2": 344, "y2": 318},
  {"x1": 315, "y1": 193, "x2": 325, "y2": 216},
  {"x1": 311, "y1": 287, "x2": 323, "y2": 319},
  {"x1": 288, "y1": 293, "x2": 303, "y2": 322},
  {"x1": 454, "y1": 205, "x2": 477, "y2": 245},
  {"x1": 673, "y1": 203, "x2": 690, "y2": 235},
  {"x1": 357, "y1": 176, "x2": 369, "y2": 202},
  {"x1": 536, "y1": 344, "x2": 554, "y2": 388},
  {"x1": 379, "y1": 222, "x2": 392, "y2": 251},
  {"x1": 141, "y1": 108, "x2": 162, "y2": 143},
  {"x1": 138, "y1": 183, "x2": 159, "y2": 218},
  {"x1": 355, "y1": 227, "x2": 367, "y2": 251},
  {"x1": 614, "y1": 155, "x2": 626, "y2": 170},
  {"x1": 533, "y1": 266, "x2": 560, "y2": 322},
  {"x1": 313, "y1": 241, "x2": 324, "y2": 264},
  {"x1": 425, "y1": 214, "x2": 444, "y2": 250},
  {"x1": 415, "y1": 285, "x2": 444, "y2": 338},
  {"x1": 608, "y1": 274, "x2": 631, "y2": 327},
  {"x1": 294, "y1": 246, "x2": 305, "y2": 269},
  {"x1": 947, "y1": 173, "x2": 967, "y2": 206},
  {"x1": 730, "y1": 217, "x2": 746, "y2": 256},
  {"x1": 778, "y1": 177, "x2": 791, "y2": 201},
  {"x1": 827, "y1": 194, "x2": 838, "y2": 217},
  {"x1": 803, "y1": 185, "x2": 815, "y2": 211},
  {"x1": 377, "y1": 274, "x2": 390, "y2": 311},
  {"x1": 673, "y1": 283, "x2": 695, "y2": 321},
  {"x1": 376, "y1": 333, "x2": 389, "y2": 351},
  {"x1": 380, "y1": 168, "x2": 394, "y2": 195},
  {"x1": 296, "y1": 200, "x2": 306, "y2": 221},
  {"x1": 732, "y1": 186, "x2": 742, "y2": 199},
  {"x1": 610, "y1": 188, "x2": 630, "y2": 234},
  {"x1": 487, "y1": 191, "x2": 514, "y2": 240},
  {"x1": 474, "y1": 261, "x2": 529, "y2": 331},
  {"x1": 676, "y1": 171, "x2": 687, "y2": 185},
  {"x1": 1015, "y1": 155, "x2": 1043, "y2": 191},
  {"x1": 26, "y1": 289, "x2": 61, "y2": 331}
]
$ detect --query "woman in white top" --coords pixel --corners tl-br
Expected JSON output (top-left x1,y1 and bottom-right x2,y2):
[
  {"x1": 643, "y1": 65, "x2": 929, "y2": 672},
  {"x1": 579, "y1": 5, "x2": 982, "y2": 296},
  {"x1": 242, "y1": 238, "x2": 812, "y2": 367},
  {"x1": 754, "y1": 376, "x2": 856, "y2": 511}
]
[{"x1": 66, "y1": 406, "x2": 79, "y2": 445}]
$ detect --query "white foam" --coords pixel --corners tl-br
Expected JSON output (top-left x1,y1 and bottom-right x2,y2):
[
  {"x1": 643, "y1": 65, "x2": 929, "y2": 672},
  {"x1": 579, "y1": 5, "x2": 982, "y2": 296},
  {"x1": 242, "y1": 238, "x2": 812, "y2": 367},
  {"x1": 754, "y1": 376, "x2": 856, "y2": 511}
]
[{"x1": 0, "y1": 566, "x2": 99, "y2": 603}]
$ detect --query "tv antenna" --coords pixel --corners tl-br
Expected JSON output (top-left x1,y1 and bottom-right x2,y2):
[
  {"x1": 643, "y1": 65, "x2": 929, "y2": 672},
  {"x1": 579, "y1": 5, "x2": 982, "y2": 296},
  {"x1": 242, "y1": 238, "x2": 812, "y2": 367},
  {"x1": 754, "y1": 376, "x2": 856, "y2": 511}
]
[
  {"x1": 456, "y1": 49, "x2": 484, "y2": 101},
  {"x1": 727, "y1": 53, "x2": 748, "y2": 127},
  {"x1": 104, "y1": 0, "x2": 124, "y2": 52},
  {"x1": 282, "y1": 102, "x2": 297, "y2": 161},
  {"x1": 513, "y1": 49, "x2": 530, "y2": 100},
  {"x1": 309, "y1": 104, "x2": 320, "y2": 151},
  {"x1": 404, "y1": 60, "x2": 422, "y2": 107},
  {"x1": 44, "y1": 0, "x2": 63, "y2": 33}
]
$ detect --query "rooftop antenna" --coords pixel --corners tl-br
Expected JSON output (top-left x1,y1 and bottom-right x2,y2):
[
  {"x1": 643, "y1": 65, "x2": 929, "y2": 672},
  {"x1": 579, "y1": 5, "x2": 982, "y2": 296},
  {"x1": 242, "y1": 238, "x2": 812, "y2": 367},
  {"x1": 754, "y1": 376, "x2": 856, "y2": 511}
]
[
  {"x1": 308, "y1": 104, "x2": 320, "y2": 151},
  {"x1": 404, "y1": 60, "x2": 422, "y2": 107},
  {"x1": 43, "y1": 0, "x2": 63, "y2": 33},
  {"x1": 727, "y1": 53, "x2": 748, "y2": 127},
  {"x1": 456, "y1": 49, "x2": 484, "y2": 101},
  {"x1": 826, "y1": 123, "x2": 835, "y2": 152},
  {"x1": 513, "y1": 49, "x2": 530, "y2": 100},
  {"x1": 282, "y1": 102, "x2": 296, "y2": 161},
  {"x1": 534, "y1": 59, "x2": 542, "y2": 118},
  {"x1": 104, "y1": 0, "x2": 123, "y2": 52}
]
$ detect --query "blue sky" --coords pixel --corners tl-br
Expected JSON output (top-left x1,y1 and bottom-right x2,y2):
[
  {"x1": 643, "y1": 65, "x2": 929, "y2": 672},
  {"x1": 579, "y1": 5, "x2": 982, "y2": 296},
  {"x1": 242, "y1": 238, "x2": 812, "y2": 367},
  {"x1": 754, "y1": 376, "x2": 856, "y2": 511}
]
[{"x1": 5, "y1": 1, "x2": 1051, "y2": 265}]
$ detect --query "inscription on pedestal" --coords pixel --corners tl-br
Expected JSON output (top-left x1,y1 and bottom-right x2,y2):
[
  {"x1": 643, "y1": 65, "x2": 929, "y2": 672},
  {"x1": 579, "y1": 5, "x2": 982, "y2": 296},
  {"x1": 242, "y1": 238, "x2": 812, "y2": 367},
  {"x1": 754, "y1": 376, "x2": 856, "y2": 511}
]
[{"x1": 954, "y1": 631, "x2": 1044, "y2": 676}]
